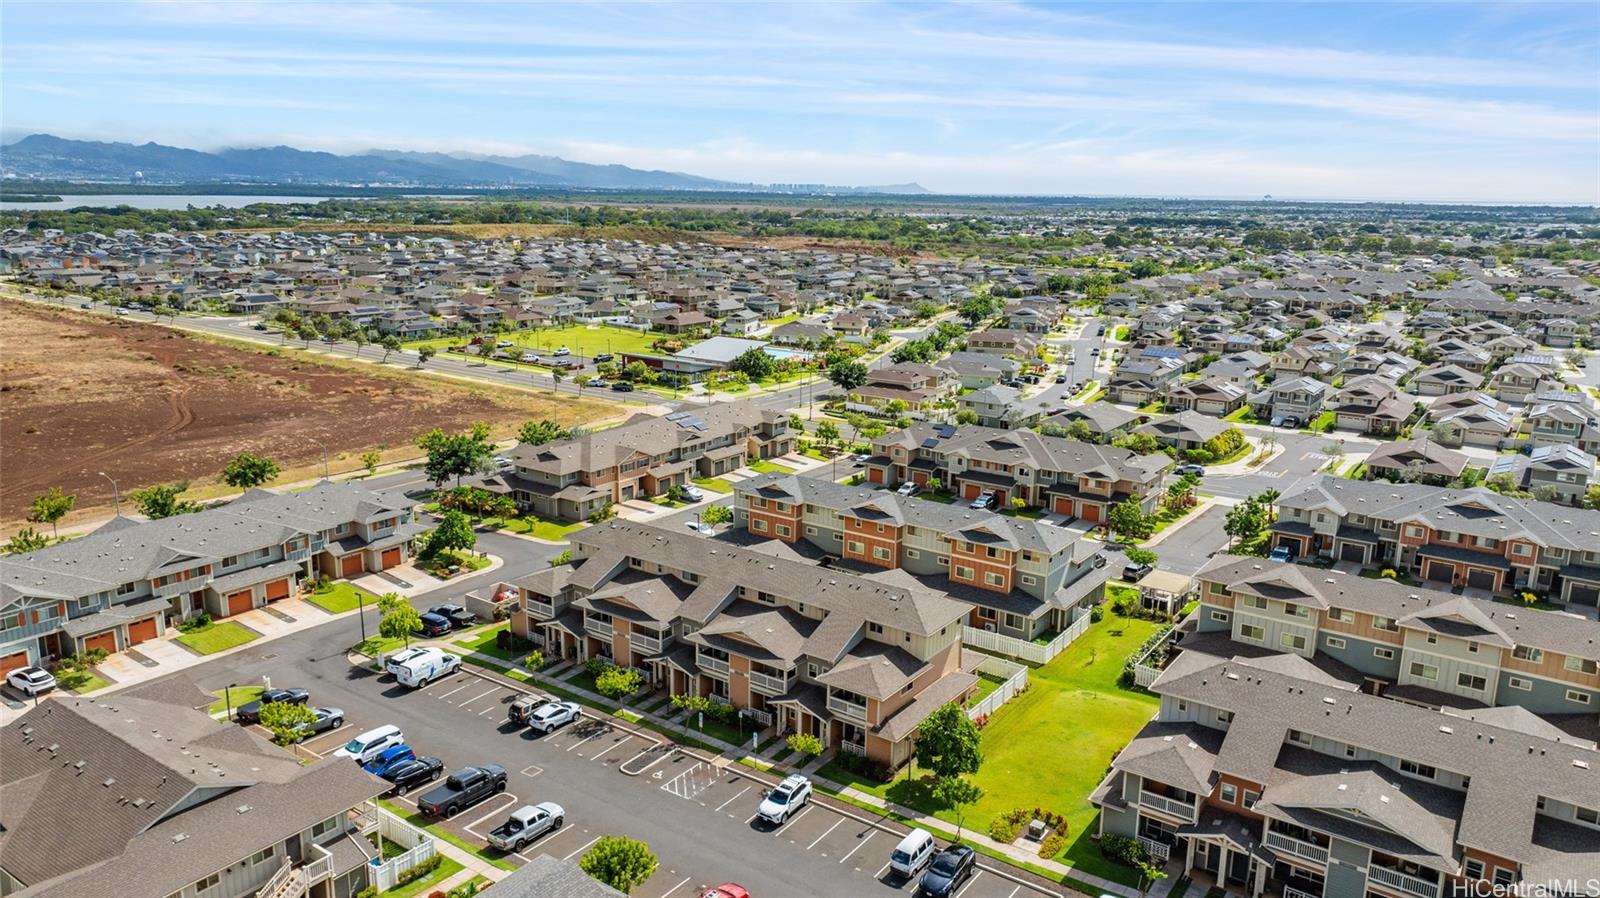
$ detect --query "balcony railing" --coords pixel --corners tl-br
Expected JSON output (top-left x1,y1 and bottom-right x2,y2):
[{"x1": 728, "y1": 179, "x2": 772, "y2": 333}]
[
  {"x1": 1137, "y1": 836, "x2": 1170, "y2": 863},
  {"x1": 153, "y1": 577, "x2": 206, "y2": 599},
  {"x1": 1137, "y1": 790, "x2": 1197, "y2": 822},
  {"x1": 748, "y1": 670, "x2": 792, "y2": 696},
  {"x1": 1368, "y1": 865, "x2": 1439, "y2": 898},
  {"x1": 286, "y1": 547, "x2": 311, "y2": 563},
  {"x1": 525, "y1": 597, "x2": 557, "y2": 620},
  {"x1": 1284, "y1": 887, "x2": 1323, "y2": 898},
  {"x1": 827, "y1": 695, "x2": 868, "y2": 723},
  {"x1": 840, "y1": 740, "x2": 866, "y2": 757},
  {"x1": 698, "y1": 653, "x2": 730, "y2": 675},
  {"x1": 585, "y1": 618, "x2": 614, "y2": 639},
  {"x1": 630, "y1": 631, "x2": 664, "y2": 655},
  {"x1": 1265, "y1": 831, "x2": 1329, "y2": 865},
  {"x1": 303, "y1": 844, "x2": 334, "y2": 886}
]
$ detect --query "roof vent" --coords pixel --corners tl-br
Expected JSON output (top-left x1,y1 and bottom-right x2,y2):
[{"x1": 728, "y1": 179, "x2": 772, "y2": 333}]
[
  {"x1": 1439, "y1": 726, "x2": 1453, "y2": 735},
  {"x1": 1576, "y1": 760, "x2": 1591, "y2": 770},
  {"x1": 172, "y1": 833, "x2": 188, "y2": 843}
]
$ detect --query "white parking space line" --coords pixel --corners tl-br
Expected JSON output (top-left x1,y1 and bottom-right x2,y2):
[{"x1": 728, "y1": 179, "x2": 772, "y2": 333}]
[
  {"x1": 565, "y1": 728, "x2": 609, "y2": 752},
  {"x1": 594, "y1": 733, "x2": 637, "y2": 760},
  {"x1": 479, "y1": 706, "x2": 496, "y2": 716},
  {"x1": 714, "y1": 784, "x2": 751, "y2": 813},
  {"x1": 874, "y1": 860, "x2": 892, "y2": 879},
  {"x1": 457, "y1": 687, "x2": 499, "y2": 708},
  {"x1": 435, "y1": 683, "x2": 469, "y2": 701},
  {"x1": 519, "y1": 765, "x2": 544, "y2": 778},
  {"x1": 806, "y1": 818, "x2": 843, "y2": 850},
  {"x1": 776, "y1": 805, "x2": 812, "y2": 838},
  {"x1": 839, "y1": 830, "x2": 875, "y2": 865},
  {"x1": 462, "y1": 793, "x2": 520, "y2": 839},
  {"x1": 660, "y1": 876, "x2": 692, "y2": 897},
  {"x1": 1003, "y1": 884, "x2": 1021, "y2": 898},
  {"x1": 953, "y1": 870, "x2": 982, "y2": 898},
  {"x1": 562, "y1": 835, "x2": 603, "y2": 860}
]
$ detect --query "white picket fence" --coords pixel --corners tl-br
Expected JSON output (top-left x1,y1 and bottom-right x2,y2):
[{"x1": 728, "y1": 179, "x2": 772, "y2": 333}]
[
  {"x1": 966, "y1": 654, "x2": 1028, "y2": 721},
  {"x1": 962, "y1": 606, "x2": 1092, "y2": 665},
  {"x1": 364, "y1": 809, "x2": 437, "y2": 891}
]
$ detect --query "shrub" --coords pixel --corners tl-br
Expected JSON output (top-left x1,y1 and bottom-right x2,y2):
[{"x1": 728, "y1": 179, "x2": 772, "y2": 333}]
[
  {"x1": 1089, "y1": 605, "x2": 1105, "y2": 623},
  {"x1": 354, "y1": 888, "x2": 378, "y2": 898},
  {"x1": 786, "y1": 732, "x2": 824, "y2": 756},
  {"x1": 585, "y1": 656, "x2": 610, "y2": 678},
  {"x1": 989, "y1": 816, "x2": 1022, "y2": 843},
  {"x1": 178, "y1": 613, "x2": 212, "y2": 633},
  {"x1": 394, "y1": 855, "x2": 443, "y2": 887},
  {"x1": 1380, "y1": 568, "x2": 1399, "y2": 580},
  {"x1": 1038, "y1": 829, "x2": 1068, "y2": 859},
  {"x1": 1100, "y1": 833, "x2": 1150, "y2": 867}
]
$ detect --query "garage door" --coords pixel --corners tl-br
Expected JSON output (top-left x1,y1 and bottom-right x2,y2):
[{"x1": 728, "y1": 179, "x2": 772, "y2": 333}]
[
  {"x1": 962, "y1": 483, "x2": 982, "y2": 500},
  {"x1": 867, "y1": 467, "x2": 884, "y2": 484},
  {"x1": 1426, "y1": 561, "x2": 1455, "y2": 584},
  {"x1": 1466, "y1": 569, "x2": 1497, "y2": 591},
  {"x1": 381, "y1": 548, "x2": 402, "y2": 570},
  {"x1": 84, "y1": 631, "x2": 117, "y2": 655},
  {"x1": 340, "y1": 554, "x2": 365, "y2": 577},
  {"x1": 127, "y1": 617, "x2": 159, "y2": 645},
  {"x1": 1081, "y1": 504, "x2": 1101, "y2": 523},
  {"x1": 912, "y1": 471, "x2": 930, "y2": 486},
  {"x1": 1340, "y1": 543, "x2": 1367, "y2": 564},
  {"x1": 0, "y1": 650, "x2": 30, "y2": 677},
  {"x1": 226, "y1": 589, "x2": 254, "y2": 617},
  {"x1": 265, "y1": 578, "x2": 291, "y2": 601},
  {"x1": 1570, "y1": 585, "x2": 1600, "y2": 607},
  {"x1": 1053, "y1": 496, "x2": 1074, "y2": 516}
]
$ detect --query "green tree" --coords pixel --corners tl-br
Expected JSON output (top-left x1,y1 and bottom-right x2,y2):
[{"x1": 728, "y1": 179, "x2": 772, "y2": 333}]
[
  {"x1": 3, "y1": 527, "x2": 50, "y2": 555},
  {"x1": 221, "y1": 452, "x2": 280, "y2": 489},
  {"x1": 417, "y1": 345, "x2": 436, "y2": 367},
  {"x1": 377, "y1": 592, "x2": 422, "y2": 649},
  {"x1": 955, "y1": 409, "x2": 979, "y2": 425},
  {"x1": 131, "y1": 481, "x2": 199, "y2": 519},
  {"x1": 361, "y1": 450, "x2": 382, "y2": 476},
  {"x1": 815, "y1": 420, "x2": 841, "y2": 450},
  {"x1": 699, "y1": 504, "x2": 732, "y2": 526},
  {"x1": 425, "y1": 509, "x2": 477, "y2": 558},
  {"x1": 826, "y1": 359, "x2": 869, "y2": 391},
  {"x1": 518, "y1": 419, "x2": 571, "y2": 446},
  {"x1": 580, "y1": 835, "x2": 659, "y2": 895},
  {"x1": 1586, "y1": 483, "x2": 1600, "y2": 511},
  {"x1": 380, "y1": 335, "x2": 403, "y2": 362},
  {"x1": 1107, "y1": 498, "x2": 1154, "y2": 541},
  {"x1": 418, "y1": 425, "x2": 494, "y2": 487},
  {"x1": 595, "y1": 665, "x2": 642, "y2": 705},
  {"x1": 785, "y1": 732, "x2": 824, "y2": 757},
  {"x1": 297, "y1": 322, "x2": 318, "y2": 347},
  {"x1": 916, "y1": 702, "x2": 983, "y2": 780},
  {"x1": 258, "y1": 701, "x2": 319, "y2": 745},
  {"x1": 1124, "y1": 546, "x2": 1158, "y2": 567},
  {"x1": 729, "y1": 347, "x2": 776, "y2": 379},
  {"x1": 1223, "y1": 496, "x2": 1266, "y2": 549},
  {"x1": 622, "y1": 361, "x2": 658, "y2": 384},
  {"x1": 933, "y1": 776, "x2": 985, "y2": 841},
  {"x1": 351, "y1": 329, "x2": 368, "y2": 356},
  {"x1": 28, "y1": 486, "x2": 74, "y2": 538}
]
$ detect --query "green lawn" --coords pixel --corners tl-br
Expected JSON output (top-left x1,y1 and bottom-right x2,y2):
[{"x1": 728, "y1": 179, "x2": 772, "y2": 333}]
[
  {"x1": 176, "y1": 621, "x2": 259, "y2": 655},
  {"x1": 692, "y1": 476, "x2": 735, "y2": 494},
  {"x1": 59, "y1": 671, "x2": 110, "y2": 694},
  {"x1": 209, "y1": 685, "x2": 266, "y2": 715},
  {"x1": 355, "y1": 635, "x2": 413, "y2": 658},
  {"x1": 452, "y1": 623, "x2": 526, "y2": 664},
  {"x1": 304, "y1": 581, "x2": 380, "y2": 614},
  {"x1": 748, "y1": 459, "x2": 796, "y2": 475},
  {"x1": 386, "y1": 856, "x2": 464, "y2": 898},
  {"x1": 1304, "y1": 411, "x2": 1336, "y2": 433},
  {"x1": 402, "y1": 323, "x2": 679, "y2": 358},
  {"x1": 821, "y1": 614, "x2": 1163, "y2": 886},
  {"x1": 525, "y1": 520, "x2": 589, "y2": 541},
  {"x1": 970, "y1": 672, "x2": 1007, "y2": 704},
  {"x1": 1222, "y1": 406, "x2": 1261, "y2": 424},
  {"x1": 377, "y1": 801, "x2": 519, "y2": 871}
]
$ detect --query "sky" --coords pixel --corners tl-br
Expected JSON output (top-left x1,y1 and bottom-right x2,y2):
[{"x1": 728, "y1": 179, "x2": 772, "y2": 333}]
[{"x1": 3, "y1": 1, "x2": 1598, "y2": 202}]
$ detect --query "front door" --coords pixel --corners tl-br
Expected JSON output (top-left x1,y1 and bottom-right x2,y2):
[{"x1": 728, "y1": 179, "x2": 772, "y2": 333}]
[
  {"x1": 1196, "y1": 842, "x2": 1220, "y2": 875},
  {"x1": 1226, "y1": 849, "x2": 1251, "y2": 886}
]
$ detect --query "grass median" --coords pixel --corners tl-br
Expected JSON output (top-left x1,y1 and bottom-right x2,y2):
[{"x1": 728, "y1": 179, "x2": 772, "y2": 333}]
[{"x1": 176, "y1": 620, "x2": 259, "y2": 654}]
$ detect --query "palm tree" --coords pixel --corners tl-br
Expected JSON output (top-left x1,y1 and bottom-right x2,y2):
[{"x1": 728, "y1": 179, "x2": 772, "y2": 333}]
[{"x1": 1259, "y1": 488, "x2": 1281, "y2": 523}]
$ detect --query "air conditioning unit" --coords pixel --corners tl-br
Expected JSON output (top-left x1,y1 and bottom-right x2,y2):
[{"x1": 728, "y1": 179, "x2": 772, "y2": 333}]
[{"x1": 983, "y1": 623, "x2": 996, "y2": 632}]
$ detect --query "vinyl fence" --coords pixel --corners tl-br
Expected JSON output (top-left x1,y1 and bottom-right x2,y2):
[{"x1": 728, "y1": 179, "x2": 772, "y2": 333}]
[
  {"x1": 962, "y1": 605, "x2": 1092, "y2": 665},
  {"x1": 965, "y1": 654, "x2": 1028, "y2": 721}
]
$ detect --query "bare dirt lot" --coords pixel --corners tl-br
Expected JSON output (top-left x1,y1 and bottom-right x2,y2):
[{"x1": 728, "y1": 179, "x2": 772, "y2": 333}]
[{"x1": 0, "y1": 302, "x2": 614, "y2": 525}]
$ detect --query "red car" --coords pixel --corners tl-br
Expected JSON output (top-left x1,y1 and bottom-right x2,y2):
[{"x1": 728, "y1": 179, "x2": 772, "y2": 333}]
[{"x1": 700, "y1": 886, "x2": 749, "y2": 898}]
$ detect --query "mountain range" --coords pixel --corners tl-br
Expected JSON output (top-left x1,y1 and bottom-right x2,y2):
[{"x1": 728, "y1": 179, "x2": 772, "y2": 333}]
[{"x1": 0, "y1": 134, "x2": 929, "y2": 194}]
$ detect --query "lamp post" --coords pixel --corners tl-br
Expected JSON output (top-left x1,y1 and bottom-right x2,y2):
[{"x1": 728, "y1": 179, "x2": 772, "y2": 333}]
[
  {"x1": 97, "y1": 472, "x2": 121, "y2": 517},
  {"x1": 224, "y1": 682, "x2": 238, "y2": 722},
  {"x1": 357, "y1": 589, "x2": 368, "y2": 643},
  {"x1": 306, "y1": 437, "x2": 329, "y2": 479}
]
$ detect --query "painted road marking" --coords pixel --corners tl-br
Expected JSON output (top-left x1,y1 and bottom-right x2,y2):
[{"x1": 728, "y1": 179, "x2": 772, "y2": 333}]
[
  {"x1": 562, "y1": 835, "x2": 603, "y2": 860},
  {"x1": 435, "y1": 683, "x2": 469, "y2": 701},
  {"x1": 806, "y1": 818, "x2": 843, "y2": 850},
  {"x1": 462, "y1": 793, "x2": 520, "y2": 839},
  {"x1": 566, "y1": 727, "x2": 609, "y2": 753},
  {"x1": 519, "y1": 764, "x2": 544, "y2": 778},
  {"x1": 458, "y1": 687, "x2": 499, "y2": 708},
  {"x1": 714, "y1": 784, "x2": 751, "y2": 812},
  {"x1": 777, "y1": 805, "x2": 812, "y2": 839},
  {"x1": 838, "y1": 830, "x2": 875, "y2": 865},
  {"x1": 660, "y1": 876, "x2": 692, "y2": 897},
  {"x1": 953, "y1": 870, "x2": 982, "y2": 898}
]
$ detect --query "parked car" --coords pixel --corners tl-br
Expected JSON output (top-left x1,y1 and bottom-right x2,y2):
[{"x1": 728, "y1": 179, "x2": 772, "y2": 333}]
[
  {"x1": 897, "y1": 481, "x2": 921, "y2": 496},
  {"x1": 852, "y1": 453, "x2": 872, "y2": 462},
  {"x1": 686, "y1": 520, "x2": 715, "y2": 536},
  {"x1": 417, "y1": 764, "x2": 507, "y2": 817},
  {"x1": 1281, "y1": 416, "x2": 1301, "y2": 429},
  {"x1": 1022, "y1": 374, "x2": 1041, "y2": 384},
  {"x1": 486, "y1": 802, "x2": 566, "y2": 851},
  {"x1": 334, "y1": 724, "x2": 405, "y2": 763},
  {"x1": 699, "y1": 886, "x2": 750, "y2": 898},
  {"x1": 251, "y1": 322, "x2": 268, "y2": 330},
  {"x1": 362, "y1": 744, "x2": 418, "y2": 778},
  {"x1": 611, "y1": 382, "x2": 635, "y2": 392},
  {"x1": 415, "y1": 612, "x2": 452, "y2": 638},
  {"x1": 1122, "y1": 562, "x2": 1153, "y2": 582},
  {"x1": 384, "y1": 646, "x2": 431, "y2": 675},
  {"x1": 526, "y1": 701, "x2": 582, "y2": 734},
  {"x1": 494, "y1": 456, "x2": 514, "y2": 470},
  {"x1": 114, "y1": 308, "x2": 129, "y2": 316},
  {"x1": 594, "y1": 353, "x2": 614, "y2": 363},
  {"x1": 589, "y1": 378, "x2": 609, "y2": 388},
  {"x1": 80, "y1": 301, "x2": 94, "y2": 310},
  {"x1": 383, "y1": 755, "x2": 445, "y2": 795},
  {"x1": 553, "y1": 346, "x2": 571, "y2": 356},
  {"x1": 968, "y1": 491, "x2": 996, "y2": 510},
  {"x1": 1055, "y1": 374, "x2": 1068, "y2": 383},
  {"x1": 918, "y1": 845, "x2": 977, "y2": 897},
  {"x1": 1090, "y1": 347, "x2": 1100, "y2": 355},
  {"x1": 1175, "y1": 463, "x2": 1206, "y2": 477},
  {"x1": 1268, "y1": 544, "x2": 1295, "y2": 563},
  {"x1": 507, "y1": 693, "x2": 553, "y2": 726},
  {"x1": 6, "y1": 666, "x2": 56, "y2": 697},
  {"x1": 889, "y1": 829, "x2": 936, "y2": 879},
  {"x1": 427, "y1": 604, "x2": 476, "y2": 630},
  {"x1": 496, "y1": 340, "x2": 514, "y2": 348},
  {"x1": 757, "y1": 774, "x2": 812, "y2": 824},
  {"x1": 290, "y1": 707, "x2": 346, "y2": 741},
  {"x1": 682, "y1": 484, "x2": 705, "y2": 501},
  {"x1": 394, "y1": 648, "x2": 462, "y2": 689},
  {"x1": 235, "y1": 687, "x2": 310, "y2": 724}
]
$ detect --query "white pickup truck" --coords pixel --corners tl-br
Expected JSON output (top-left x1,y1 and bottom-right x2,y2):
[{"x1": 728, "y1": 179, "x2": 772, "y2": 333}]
[{"x1": 486, "y1": 802, "x2": 566, "y2": 852}]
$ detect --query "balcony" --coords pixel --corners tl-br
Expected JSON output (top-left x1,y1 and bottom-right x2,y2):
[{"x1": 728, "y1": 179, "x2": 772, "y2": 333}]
[
  {"x1": 827, "y1": 695, "x2": 868, "y2": 723},
  {"x1": 525, "y1": 597, "x2": 557, "y2": 621},
  {"x1": 1136, "y1": 790, "x2": 1197, "y2": 822},
  {"x1": 748, "y1": 670, "x2": 792, "y2": 696},
  {"x1": 840, "y1": 739, "x2": 866, "y2": 757},
  {"x1": 698, "y1": 653, "x2": 730, "y2": 675},
  {"x1": 1284, "y1": 888, "x2": 1323, "y2": 898},
  {"x1": 630, "y1": 630, "x2": 665, "y2": 655},
  {"x1": 1367, "y1": 865, "x2": 1440, "y2": 898},
  {"x1": 585, "y1": 618, "x2": 614, "y2": 640},
  {"x1": 286, "y1": 547, "x2": 311, "y2": 563},
  {"x1": 153, "y1": 577, "x2": 206, "y2": 599},
  {"x1": 1265, "y1": 831, "x2": 1329, "y2": 865}
]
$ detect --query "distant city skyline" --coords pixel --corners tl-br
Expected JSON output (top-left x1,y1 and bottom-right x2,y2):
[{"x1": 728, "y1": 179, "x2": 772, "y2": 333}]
[{"x1": 3, "y1": 1, "x2": 1597, "y2": 203}]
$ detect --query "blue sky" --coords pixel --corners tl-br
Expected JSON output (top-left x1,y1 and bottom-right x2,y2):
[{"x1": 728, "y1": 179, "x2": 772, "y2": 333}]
[{"x1": 3, "y1": 1, "x2": 1597, "y2": 202}]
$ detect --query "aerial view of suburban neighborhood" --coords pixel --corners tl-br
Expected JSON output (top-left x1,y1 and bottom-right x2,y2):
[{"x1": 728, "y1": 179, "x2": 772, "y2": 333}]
[{"x1": 0, "y1": 4, "x2": 1597, "y2": 898}]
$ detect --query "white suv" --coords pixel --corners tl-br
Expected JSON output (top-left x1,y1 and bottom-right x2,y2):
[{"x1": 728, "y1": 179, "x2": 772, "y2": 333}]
[{"x1": 757, "y1": 774, "x2": 812, "y2": 824}]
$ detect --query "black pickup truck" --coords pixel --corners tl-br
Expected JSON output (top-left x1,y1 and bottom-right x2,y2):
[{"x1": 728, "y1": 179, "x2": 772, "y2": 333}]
[{"x1": 416, "y1": 764, "x2": 507, "y2": 818}]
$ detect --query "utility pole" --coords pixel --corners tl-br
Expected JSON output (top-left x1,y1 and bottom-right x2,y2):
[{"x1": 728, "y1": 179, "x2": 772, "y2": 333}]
[
  {"x1": 307, "y1": 437, "x2": 329, "y2": 479},
  {"x1": 97, "y1": 472, "x2": 121, "y2": 517}
]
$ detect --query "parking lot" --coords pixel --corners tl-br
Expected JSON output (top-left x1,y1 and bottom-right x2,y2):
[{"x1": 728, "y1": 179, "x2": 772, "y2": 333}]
[{"x1": 265, "y1": 657, "x2": 1066, "y2": 898}]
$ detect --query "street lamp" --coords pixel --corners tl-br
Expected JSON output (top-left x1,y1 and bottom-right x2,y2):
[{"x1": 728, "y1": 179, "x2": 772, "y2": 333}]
[
  {"x1": 97, "y1": 472, "x2": 121, "y2": 517},
  {"x1": 223, "y1": 682, "x2": 238, "y2": 722},
  {"x1": 357, "y1": 589, "x2": 368, "y2": 643},
  {"x1": 306, "y1": 436, "x2": 329, "y2": 479}
]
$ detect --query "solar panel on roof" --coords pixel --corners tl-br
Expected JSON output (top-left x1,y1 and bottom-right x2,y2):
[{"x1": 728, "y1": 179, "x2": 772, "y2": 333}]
[
  {"x1": 665, "y1": 412, "x2": 690, "y2": 421},
  {"x1": 921, "y1": 438, "x2": 940, "y2": 449},
  {"x1": 933, "y1": 424, "x2": 957, "y2": 438}
]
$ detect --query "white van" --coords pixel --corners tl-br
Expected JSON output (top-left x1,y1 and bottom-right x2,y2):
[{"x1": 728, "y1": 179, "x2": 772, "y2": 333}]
[
  {"x1": 889, "y1": 828, "x2": 936, "y2": 878},
  {"x1": 334, "y1": 724, "x2": 404, "y2": 763},
  {"x1": 394, "y1": 648, "x2": 462, "y2": 689}
]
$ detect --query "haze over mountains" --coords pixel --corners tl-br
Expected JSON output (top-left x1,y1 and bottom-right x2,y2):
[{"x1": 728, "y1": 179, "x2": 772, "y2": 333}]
[{"x1": 0, "y1": 134, "x2": 930, "y2": 194}]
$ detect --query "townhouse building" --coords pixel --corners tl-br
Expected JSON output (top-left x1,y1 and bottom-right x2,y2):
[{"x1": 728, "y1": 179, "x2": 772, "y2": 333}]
[
  {"x1": 508, "y1": 521, "x2": 973, "y2": 768},
  {"x1": 1167, "y1": 378, "x2": 1249, "y2": 417},
  {"x1": 959, "y1": 384, "x2": 1041, "y2": 429},
  {"x1": 0, "y1": 681, "x2": 429, "y2": 898},
  {"x1": 1267, "y1": 476, "x2": 1600, "y2": 606},
  {"x1": 0, "y1": 481, "x2": 420, "y2": 676},
  {"x1": 732, "y1": 473, "x2": 1110, "y2": 641},
  {"x1": 861, "y1": 423, "x2": 1171, "y2": 522},
  {"x1": 1328, "y1": 377, "x2": 1417, "y2": 436},
  {"x1": 965, "y1": 328, "x2": 1041, "y2": 359},
  {"x1": 1486, "y1": 444, "x2": 1597, "y2": 508},
  {"x1": 845, "y1": 364, "x2": 956, "y2": 415},
  {"x1": 1091, "y1": 652, "x2": 1597, "y2": 898},
  {"x1": 485, "y1": 401, "x2": 793, "y2": 522},
  {"x1": 1248, "y1": 377, "x2": 1329, "y2": 426}
]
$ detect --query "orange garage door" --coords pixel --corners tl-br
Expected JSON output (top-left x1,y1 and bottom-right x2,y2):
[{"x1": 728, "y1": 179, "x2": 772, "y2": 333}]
[
  {"x1": 867, "y1": 467, "x2": 884, "y2": 484},
  {"x1": 265, "y1": 578, "x2": 291, "y2": 601},
  {"x1": 127, "y1": 617, "x2": 159, "y2": 645},
  {"x1": 1081, "y1": 504, "x2": 1101, "y2": 523},
  {"x1": 381, "y1": 547, "x2": 401, "y2": 570},
  {"x1": 227, "y1": 590, "x2": 254, "y2": 617},
  {"x1": 84, "y1": 631, "x2": 118, "y2": 655},
  {"x1": 1053, "y1": 496, "x2": 1074, "y2": 516},
  {"x1": 962, "y1": 482, "x2": 982, "y2": 500},
  {"x1": 0, "y1": 651, "x2": 29, "y2": 677},
  {"x1": 340, "y1": 554, "x2": 365, "y2": 577}
]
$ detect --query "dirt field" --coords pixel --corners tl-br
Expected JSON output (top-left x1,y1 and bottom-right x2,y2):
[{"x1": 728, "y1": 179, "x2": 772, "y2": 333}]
[{"x1": 0, "y1": 302, "x2": 615, "y2": 525}]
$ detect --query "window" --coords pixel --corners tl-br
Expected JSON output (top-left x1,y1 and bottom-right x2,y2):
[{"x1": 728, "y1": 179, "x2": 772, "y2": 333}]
[
  {"x1": 1288, "y1": 603, "x2": 1310, "y2": 618},
  {"x1": 1208, "y1": 582, "x2": 1233, "y2": 598},
  {"x1": 1004, "y1": 613, "x2": 1023, "y2": 629},
  {"x1": 954, "y1": 565, "x2": 975, "y2": 580},
  {"x1": 1239, "y1": 624, "x2": 1265, "y2": 642},
  {"x1": 312, "y1": 816, "x2": 340, "y2": 838},
  {"x1": 873, "y1": 546, "x2": 890, "y2": 561},
  {"x1": 984, "y1": 572, "x2": 1005, "y2": 587},
  {"x1": 806, "y1": 526, "x2": 817, "y2": 536},
  {"x1": 1575, "y1": 806, "x2": 1599, "y2": 825},
  {"x1": 1512, "y1": 542, "x2": 1533, "y2": 557},
  {"x1": 846, "y1": 540, "x2": 864, "y2": 553},
  {"x1": 117, "y1": 582, "x2": 137, "y2": 596},
  {"x1": 777, "y1": 525, "x2": 792, "y2": 538},
  {"x1": 250, "y1": 847, "x2": 274, "y2": 865},
  {"x1": 1242, "y1": 790, "x2": 1259, "y2": 809},
  {"x1": 1513, "y1": 645, "x2": 1543, "y2": 662},
  {"x1": 256, "y1": 547, "x2": 271, "y2": 559},
  {"x1": 1568, "y1": 690, "x2": 1592, "y2": 706},
  {"x1": 906, "y1": 548, "x2": 920, "y2": 559},
  {"x1": 1373, "y1": 616, "x2": 1399, "y2": 632},
  {"x1": 1410, "y1": 661, "x2": 1439, "y2": 681},
  {"x1": 1280, "y1": 633, "x2": 1307, "y2": 651},
  {"x1": 1217, "y1": 710, "x2": 1233, "y2": 724},
  {"x1": 867, "y1": 622, "x2": 884, "y2": 635},
  {"x1": 1400, "y1": 759, "x2": 1436, "y2": 779},
  {"x1": 222, "y1": 555, "x2": 238, "y2": 567},
  {"x1": 1345, "y1": 744, "x2": 1357, "y2": 758},
  {"x1": 1464, "y1": 859, "x2": 1485, "y2": 880},
  {"x1": 1210, "y1": 610, "x2": 1231, "y2": 623},
  {"x1": 1288, "y1": 729, "x2": 1312, "y2": 746},
  {"x1": 1425, "y1": 633, "x2": 1437, "y2": 645},
  {"x1": 1508, "y1": 676, "x2": 1532, "y2": 691},
  {"x1": 1493, "y1": 868, "x2": 1515, "y2": 887},
  {"x1": 808, "y1": 663, "x2": 821, "y2": 678},
  {"x1": 1565, "y1": 657, "x2": 1599, "y2": 675},
  {"x1": 1220, "y1": 784, "x2": 1237, "y2": 804},
  {"x1": 1020, "y1": 574, "x2": 1036, "y2": 586},
  {"x1": 753, "y1": 519, "x2": 768, "y2": 533},
  {"x1": 1374, "y1": 647, "x2": 1396, "y2": 660},
  {"x1": 195, "y1": 873, "x2": 220, "y2": 892},
  {"x1": 1242, "y1": 595, "x2": 1267, "y2": 610},
  {"x1": 1326, "y1": 636, "x2": 1347, "y2": 650},
  {"x1": 1328, "y1": 608, "x2": 1354, "y2": 623},
  {"x1": 1457, "y1": 672, "x2": 1487, "y2": 692},
  {"x1": 1467, "y1": 641, "x2": 1479, "y2": 654}
]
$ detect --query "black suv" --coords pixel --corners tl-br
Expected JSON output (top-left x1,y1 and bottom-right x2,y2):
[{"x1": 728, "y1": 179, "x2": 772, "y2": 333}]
[
  {"x1": 235, "y1": 687, "x2": 310, "y2": 723},
  {"x1": 428, "y1": 604, "x2": 476, "y2": 630}
]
